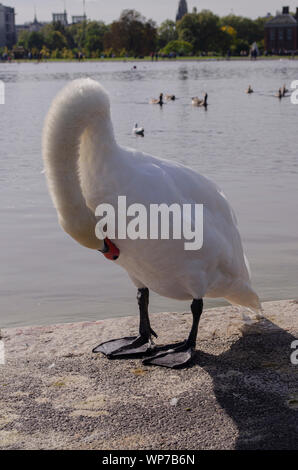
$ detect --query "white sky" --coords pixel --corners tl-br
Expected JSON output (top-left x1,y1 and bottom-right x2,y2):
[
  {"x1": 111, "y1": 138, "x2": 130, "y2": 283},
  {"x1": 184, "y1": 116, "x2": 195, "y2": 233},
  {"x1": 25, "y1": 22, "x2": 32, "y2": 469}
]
[{"x1": 3, "y1": 0, "x2": 298, "y2": 25}]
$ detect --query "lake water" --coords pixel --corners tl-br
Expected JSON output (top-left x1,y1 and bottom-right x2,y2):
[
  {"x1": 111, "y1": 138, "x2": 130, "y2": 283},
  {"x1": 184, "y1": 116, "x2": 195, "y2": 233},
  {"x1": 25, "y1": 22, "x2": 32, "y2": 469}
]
[{"x1": 0, "y1": 59, "x2": 298, "y2": 328}]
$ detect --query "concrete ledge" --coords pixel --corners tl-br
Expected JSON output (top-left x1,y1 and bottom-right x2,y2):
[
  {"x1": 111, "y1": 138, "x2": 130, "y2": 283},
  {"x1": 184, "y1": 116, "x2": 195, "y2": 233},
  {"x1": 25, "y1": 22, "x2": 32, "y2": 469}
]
[{"x1": 0, "y1": 299, "x2": 297, "y2": 450}]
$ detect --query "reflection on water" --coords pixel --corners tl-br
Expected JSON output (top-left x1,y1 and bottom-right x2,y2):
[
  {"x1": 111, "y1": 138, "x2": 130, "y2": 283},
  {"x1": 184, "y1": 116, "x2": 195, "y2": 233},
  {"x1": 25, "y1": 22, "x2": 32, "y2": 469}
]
[{"x1": 0, "y1": 60, "x2": 297, "y2": 328}]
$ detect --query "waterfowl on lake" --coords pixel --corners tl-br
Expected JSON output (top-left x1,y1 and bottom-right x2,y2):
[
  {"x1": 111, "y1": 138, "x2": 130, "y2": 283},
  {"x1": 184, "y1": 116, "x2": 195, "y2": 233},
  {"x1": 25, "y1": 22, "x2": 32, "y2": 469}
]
[
  {"x1": 43, "y1": 79, "x2": 261, "y2": 369},
  {"x1": 282, "y1": 84, "x2": 288, "y2": 96},
  {"x1": 165, "y1": 94, "x2": 176, "y2": 101},
  {"x1": 192, "y1": 93, "x2": 208, "y2": 108},
  {"x1": 246, "y1": 85, "x2": 253, "y2": 94},
  {"x1": 133, "y1": 123, "x2": 144, "y2": 136},
  {"x1": 150, "y1": 93, "x2": 163, "y2": 105}
]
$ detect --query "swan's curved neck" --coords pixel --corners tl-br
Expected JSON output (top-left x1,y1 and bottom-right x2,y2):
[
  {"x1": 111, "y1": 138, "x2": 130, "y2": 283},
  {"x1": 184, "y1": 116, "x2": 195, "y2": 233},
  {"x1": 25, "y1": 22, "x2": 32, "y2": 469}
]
[{"x1": 44, "y1": 107, "x2": 116, "y2": 250}]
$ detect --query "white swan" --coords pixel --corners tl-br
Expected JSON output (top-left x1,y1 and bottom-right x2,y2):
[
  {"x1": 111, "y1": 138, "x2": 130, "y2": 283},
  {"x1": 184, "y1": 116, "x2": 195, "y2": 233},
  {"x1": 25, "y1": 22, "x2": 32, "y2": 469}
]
[{"x1": 43, "y1": 78, "x2": 261, "y2": 369}]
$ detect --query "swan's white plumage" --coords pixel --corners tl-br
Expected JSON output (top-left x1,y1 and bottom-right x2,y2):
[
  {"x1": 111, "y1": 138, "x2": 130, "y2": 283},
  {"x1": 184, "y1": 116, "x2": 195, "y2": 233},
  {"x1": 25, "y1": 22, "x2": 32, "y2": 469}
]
[{"x1": 43, "y1": 78, "x2": 260, "y2": 311}]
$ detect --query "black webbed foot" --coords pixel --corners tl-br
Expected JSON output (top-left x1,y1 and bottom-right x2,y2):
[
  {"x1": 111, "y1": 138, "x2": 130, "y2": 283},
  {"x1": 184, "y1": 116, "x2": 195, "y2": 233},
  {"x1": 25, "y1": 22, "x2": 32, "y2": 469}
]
[
  {"x1": 93, "y1": 335, "x2": 155, "y2": 358},
  {"x1": 93, "y1": 287, "x2": 157, "y2": 360},
  {"x1": 142, "y1": 340, "x2": 195, "y2": 368}
]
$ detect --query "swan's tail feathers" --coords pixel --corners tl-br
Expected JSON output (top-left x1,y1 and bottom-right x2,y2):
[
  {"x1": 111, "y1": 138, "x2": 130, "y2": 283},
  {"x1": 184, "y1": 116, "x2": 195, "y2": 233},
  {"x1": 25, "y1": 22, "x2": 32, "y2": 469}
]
[
  {"x1": 225, "y1": 280, "x2": 262, "y2": 315},
  {"x1": 42, "y1": 78, "x2": 112, "y2": 250}
]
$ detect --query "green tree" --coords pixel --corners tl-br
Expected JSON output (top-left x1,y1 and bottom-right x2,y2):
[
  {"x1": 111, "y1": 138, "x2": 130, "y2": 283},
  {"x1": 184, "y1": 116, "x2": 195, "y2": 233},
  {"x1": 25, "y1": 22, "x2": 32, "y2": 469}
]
[
  {"x1": 177, "y1": 13, "x2": 200, "y2": 51},
  {"x1": 84, "y1": 21, "x2": 108, "y2": 55},
  {"x1": 43, "y1": 22, "x2": 74, "y2": 50},
  {"x1": 67, "y1": 22, "x2": 85, "y2": 50},
  {"x1": 157, "y1": 20, "x2": 178, "y2": 49},
  {"x1": 196, "y1": 10, "x2": 231, "y2": 52},
  {"x1": 142, "y1": 20, "x2": 157, "y2": 54},
  {"x1": 17, "y1": 30, "x2": 30, "y2": 48},
  {"x1": 231, "y1": 38, "x2": 250, "y2": 55},
  {"x1": 162, "y1": 39, "x2": 193, "y2": 55},
  {"x1": 104, "y1": 9, "x2": 156, "y2": 56},
  {"x1": 220, "y1": 15, "x2": 267, "y2": 45},
  {"x1": 177, "y1": 10, "x2": 232, "y2": 54},
  {"x1": 14, "y1": 9, "x2": 270, "y2": 59},
  {"x1": 45, "y1": 31, "x2": 67, "y2": 51},
  {"x1": 27, "y1": 32, "x2": 45, "y2": 51}
]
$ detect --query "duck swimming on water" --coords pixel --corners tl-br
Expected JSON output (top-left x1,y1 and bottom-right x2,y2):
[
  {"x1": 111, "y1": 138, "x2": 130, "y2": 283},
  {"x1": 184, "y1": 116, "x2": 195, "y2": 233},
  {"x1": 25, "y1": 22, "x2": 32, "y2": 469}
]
[
  {"x1": 282, "y1": 84, "x2": 288, "y2": 97},
  {"x1": 165, "y1": 94, "x2": 176, "y2": 101},
  {"x1": 150, "y1": 93, "x2": 163, "y2": 105},
  {"x1": 43, "y1": 79, "x2": 261, "y2": 369},
  {"x1": 192, "y1": 93, "x2": 208, "y2": 108}
]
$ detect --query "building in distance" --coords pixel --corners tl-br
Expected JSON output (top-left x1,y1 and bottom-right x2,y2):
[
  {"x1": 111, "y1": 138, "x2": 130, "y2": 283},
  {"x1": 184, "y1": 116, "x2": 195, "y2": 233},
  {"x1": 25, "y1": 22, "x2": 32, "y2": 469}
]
[
  {"x1": 16, "y1": 13, "x2": 47, "y2": 39},
  {"x1": 72, "y1": 15, "x2": 87, "y2": 24},
  {"x1": 265, "y1": 6, "x2": 298, "y2": 53},
  {"x1": 52, "y1": 11, "x2": 68, "y2": 26},
  {"x1": 176, "y1": 0, "x2": 188, "y2": 22},
  {"x1": 0, "y1": 3, "x2": 16, "y2": 48}
]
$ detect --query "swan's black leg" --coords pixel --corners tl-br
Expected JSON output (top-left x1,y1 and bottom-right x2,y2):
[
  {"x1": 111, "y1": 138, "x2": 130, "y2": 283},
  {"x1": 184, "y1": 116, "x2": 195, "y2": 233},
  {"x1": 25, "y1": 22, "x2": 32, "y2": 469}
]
[
  {"x1": 143, "y1": 298, "x2": 203, "y2": 368},
  {"x1": 137, "y1": 288, "x2": 157, "y2": 340},
  {"x1": 93, "y1": 288, "x2": 157, "y2": 358}
]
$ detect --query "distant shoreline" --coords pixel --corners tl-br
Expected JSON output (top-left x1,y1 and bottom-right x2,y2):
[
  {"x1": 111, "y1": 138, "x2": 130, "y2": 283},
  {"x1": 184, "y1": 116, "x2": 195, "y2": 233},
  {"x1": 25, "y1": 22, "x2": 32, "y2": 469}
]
[{"x1": 4, "y1": 55, "x2": 297, "y2": 64}]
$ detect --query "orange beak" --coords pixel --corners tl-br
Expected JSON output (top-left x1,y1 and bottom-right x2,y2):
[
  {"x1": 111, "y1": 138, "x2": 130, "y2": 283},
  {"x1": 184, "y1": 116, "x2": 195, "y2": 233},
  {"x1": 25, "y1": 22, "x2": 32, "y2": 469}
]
[{"x1": 101, "y1": 237, "x2": 120, "y2": 261}]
